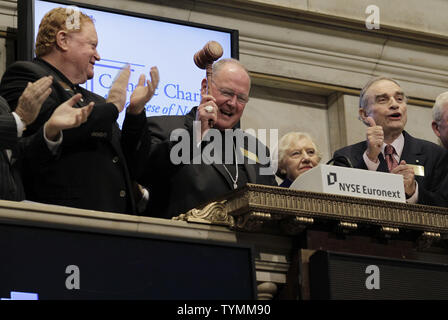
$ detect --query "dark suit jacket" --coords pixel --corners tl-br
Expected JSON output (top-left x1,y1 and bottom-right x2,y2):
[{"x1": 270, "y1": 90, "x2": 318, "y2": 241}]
[
  {"x1": 0, "y1": 97, "x2": 52, "y2": 201},
  {"x1": 0, "y1": 96, "x2": 24, "y2": 201},
  {"x1": 122, "y1": 107, "x2": 278, "y2": 219},
  {"x1": 333, "y1": 131, "x2": 448, "y2": 207},
  {"x1": 0, "y1": 59, "x2": 136, "y2": 214}
]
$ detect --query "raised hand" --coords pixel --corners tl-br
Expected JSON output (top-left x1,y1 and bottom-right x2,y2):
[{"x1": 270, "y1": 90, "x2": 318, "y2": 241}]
[
  {"x1": 197, "y1": 94, "x2": 218, "y2": 138},
  {"x1": 106, "y1": 65, "x2": 131, "y2": 113},
  {"x1": 365, "y1": 116, "x2": 384, "y2": 162},
  {"x1": 15, "y1": 76, "x2": 53, "y2": 126},
  {"x1": 45, "y1": 94, "x2": 94, "y2": 141},
  {"x1": 391, "y1": 160, "x2": 416, "y2": 197},
  {"x1": 127, "y1": 66, "x2": 160, "y2": 115}
]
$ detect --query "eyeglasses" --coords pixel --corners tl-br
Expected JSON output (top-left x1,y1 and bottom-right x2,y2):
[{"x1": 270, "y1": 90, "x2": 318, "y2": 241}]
[{"x1": 211, "y1": 80, "x2": 249, "y2": 104}]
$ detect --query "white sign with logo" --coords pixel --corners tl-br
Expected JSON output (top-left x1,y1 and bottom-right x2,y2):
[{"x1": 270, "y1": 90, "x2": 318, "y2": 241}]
[{"x1": 290, "y1": 164, "x2": 406, "y2": 203}]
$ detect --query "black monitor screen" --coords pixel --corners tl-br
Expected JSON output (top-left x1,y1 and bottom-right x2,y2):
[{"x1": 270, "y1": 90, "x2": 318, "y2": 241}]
[{"x1": 0, "y1": 223, "x2": 256, "y2": 300}]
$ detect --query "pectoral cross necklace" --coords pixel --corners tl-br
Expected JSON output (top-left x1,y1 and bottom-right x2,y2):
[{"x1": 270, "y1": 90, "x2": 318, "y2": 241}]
[{"x1": 221, "y1": 144, "x2": 239, "y2": 189}]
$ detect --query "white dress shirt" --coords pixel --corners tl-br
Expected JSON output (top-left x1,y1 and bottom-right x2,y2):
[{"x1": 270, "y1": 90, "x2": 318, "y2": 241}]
[{"x1": 5, "y1": 112, "x2": 62, "y2": 162}]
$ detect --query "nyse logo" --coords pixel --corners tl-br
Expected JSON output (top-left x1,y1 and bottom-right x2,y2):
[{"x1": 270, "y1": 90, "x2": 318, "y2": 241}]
[{"x1": 327, "y1": 172, "x2": 337, "y2": 186}]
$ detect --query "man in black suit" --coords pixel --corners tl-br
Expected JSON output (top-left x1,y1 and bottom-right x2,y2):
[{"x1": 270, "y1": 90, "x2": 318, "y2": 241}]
[
  {"x1": 333, "y1": 76, "x2": 448, "y2": 207},
  {"x1": 0, "y1": 7, "x2": 158, "y2": 213},
  {"x1": 122, "y1": 58, "x2": 277, "y2": 219},
  {"x1": 0, "y1": 76, "x2": 93, "y2": 201}
]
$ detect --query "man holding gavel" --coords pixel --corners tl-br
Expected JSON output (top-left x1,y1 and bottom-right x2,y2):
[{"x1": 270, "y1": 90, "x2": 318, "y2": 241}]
[{"x1": 122, "y1": 58, "x2": 277, "y2": 219}]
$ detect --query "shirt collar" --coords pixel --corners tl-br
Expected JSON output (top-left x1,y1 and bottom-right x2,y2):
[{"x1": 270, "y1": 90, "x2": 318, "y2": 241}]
[
  {"x1": 381, "y1": 133, "x2": 404, "y2": 157},
  {"x1": 35, "y1": 57, "x2": 77, "y2": 90}
]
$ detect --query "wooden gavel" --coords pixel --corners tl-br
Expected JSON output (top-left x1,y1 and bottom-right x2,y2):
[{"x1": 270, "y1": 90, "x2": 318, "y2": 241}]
[{"x1": 194, "y1": 41, "x2": 223, "y2": 128}]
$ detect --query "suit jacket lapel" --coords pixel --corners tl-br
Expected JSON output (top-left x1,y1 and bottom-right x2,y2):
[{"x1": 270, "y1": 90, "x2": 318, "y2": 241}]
[
  {"x1": 0, "y1": 149, "x2": 9, "y2": 165},
  {"x1": 35, "y1": 59, "x2": 85, "y2": 108},
  {"x1": 211, "y1": 162, "x2": 235, "y2": 190},
  {"x1": 197, "y1": 125, "x2": 259, "y2": 188},
  {"x1": 239, "y1": 146, "x2": 257, "y2": 183},
  {"x1": 200, "y1": 137, "x2": 235, "y2": 189},
  {"x1": 377, "y1": 153, "x2": 389, "y2": 172},
  {"x1": 401, "y1": 131, "x2": 424, "y2": 166}
]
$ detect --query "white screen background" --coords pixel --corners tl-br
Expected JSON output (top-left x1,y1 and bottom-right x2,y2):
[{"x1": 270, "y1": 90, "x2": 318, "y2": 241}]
[{"x1": 34, "y1": 0, "x2": 233, "y2": 127}]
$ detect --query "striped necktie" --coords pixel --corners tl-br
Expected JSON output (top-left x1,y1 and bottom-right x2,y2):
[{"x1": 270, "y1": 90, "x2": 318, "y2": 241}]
[{"x1": 385, "y1": 144, "x2": 398, "y2": 172}]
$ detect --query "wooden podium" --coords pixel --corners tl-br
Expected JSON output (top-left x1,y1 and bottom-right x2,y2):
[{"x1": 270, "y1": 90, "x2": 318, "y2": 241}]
[
  {"x1": 1, "y1": 184, "x2": 448, "y2": 299},
  {"x1": 175, "y1": 184, "x2": 448, "y2": 299}
]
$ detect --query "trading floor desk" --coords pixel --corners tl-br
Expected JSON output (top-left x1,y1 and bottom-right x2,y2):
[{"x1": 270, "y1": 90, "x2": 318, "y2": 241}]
[{"x1": 1, "y1": 184, "x2": 448, "y2": 300}]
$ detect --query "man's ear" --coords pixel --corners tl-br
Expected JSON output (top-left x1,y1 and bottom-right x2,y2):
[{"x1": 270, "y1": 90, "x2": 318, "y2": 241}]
[
  {"x1": 200, "y1": 78, "x2": 208, "y2": 96},
  {"x1": 432, "y1": 121, "x2": 441, "y2": 138},
  {"x1": 55, "y1": 30, "x2": 69, "y2": 51},
  {"x1": 359, "y1": 107, "x2": 369, "y2": 126}
]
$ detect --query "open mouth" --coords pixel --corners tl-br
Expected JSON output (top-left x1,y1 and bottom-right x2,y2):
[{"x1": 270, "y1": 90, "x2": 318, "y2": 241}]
[
  {"x1": 388, "y1": 112, "x2": 401, "y2": 120},
  {"x1": 220, "y1": 109, "x2": 233, "y2": 117}
]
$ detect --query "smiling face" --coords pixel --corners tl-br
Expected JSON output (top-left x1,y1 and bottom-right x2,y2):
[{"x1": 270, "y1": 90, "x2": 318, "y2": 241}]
[
  {"x1": 281, "y1": 136, "x2": 320, "y2": 182},
  {"x1": 360, "y1": 79, "x2": 408, "y2": 140},
  {"x1": 204, "y1": 61, "x2": 251, "y2": 130},
  {"x1": 63, "y1": 21, "x2": 100, "y2": 84}
]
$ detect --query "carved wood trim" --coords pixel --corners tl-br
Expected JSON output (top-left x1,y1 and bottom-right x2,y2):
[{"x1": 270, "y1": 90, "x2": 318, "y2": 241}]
[{"x1": 174, "y1": 184, "x2": 448, "y2": 237}]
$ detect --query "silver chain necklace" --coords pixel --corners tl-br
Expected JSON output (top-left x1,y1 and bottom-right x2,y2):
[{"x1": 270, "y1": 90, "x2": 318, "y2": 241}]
[{"x1": 221, "y1": 145, "x2": 239, "y2": 189}]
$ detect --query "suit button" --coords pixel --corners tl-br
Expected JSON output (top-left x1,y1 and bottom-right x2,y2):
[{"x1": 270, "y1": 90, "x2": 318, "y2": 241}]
[
  {"x1": 112, "y1": 156, "x2": 119, "y2": 163},
  {"x1": 119, "y1": 190, "x2": 126, "y2": 198}
]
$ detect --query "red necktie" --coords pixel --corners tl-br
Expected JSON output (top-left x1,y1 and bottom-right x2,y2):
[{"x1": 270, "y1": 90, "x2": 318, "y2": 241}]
[{"x1": 385, "y1": 144, "x2": 398, "y2": 172}]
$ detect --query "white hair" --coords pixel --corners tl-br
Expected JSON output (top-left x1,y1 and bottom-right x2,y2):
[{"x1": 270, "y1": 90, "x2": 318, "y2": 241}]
[
  {"x1": 433, "y1": 91, "x2": 448, "y2": 123},
  {"x1": 274, "y1": 132, "x2": 322, "y2": 179}
]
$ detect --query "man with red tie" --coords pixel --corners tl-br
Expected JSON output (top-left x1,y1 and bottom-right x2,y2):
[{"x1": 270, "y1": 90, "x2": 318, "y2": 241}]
[{"x1": 332, "y1": 77, "x2": 448, "y2": 207}]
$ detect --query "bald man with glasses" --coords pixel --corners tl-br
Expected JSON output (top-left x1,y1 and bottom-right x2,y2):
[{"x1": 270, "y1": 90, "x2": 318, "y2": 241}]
[{"x1": 122, "y1": 58, "x2": 277, "y2": 219}]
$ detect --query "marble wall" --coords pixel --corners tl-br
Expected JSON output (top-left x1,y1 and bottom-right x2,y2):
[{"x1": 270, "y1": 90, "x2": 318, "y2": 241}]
[{"x1": 243, "y1": 0, "x2": 448, "y2": 38}]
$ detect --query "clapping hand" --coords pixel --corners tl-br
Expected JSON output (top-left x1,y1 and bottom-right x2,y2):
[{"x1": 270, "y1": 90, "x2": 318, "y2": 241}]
[
  {"x1": 127, "y1": 66, "x2": 160, "y2": 115},
  {"x1": 15, "y1": 76, "x2": 53, "y2": 125},
  {"x1": 45, "y1": 94, "x2": 94, "y2": 141},
  {"x1": 107, "y1": 65, "x2": 131, "y2": 113}
]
